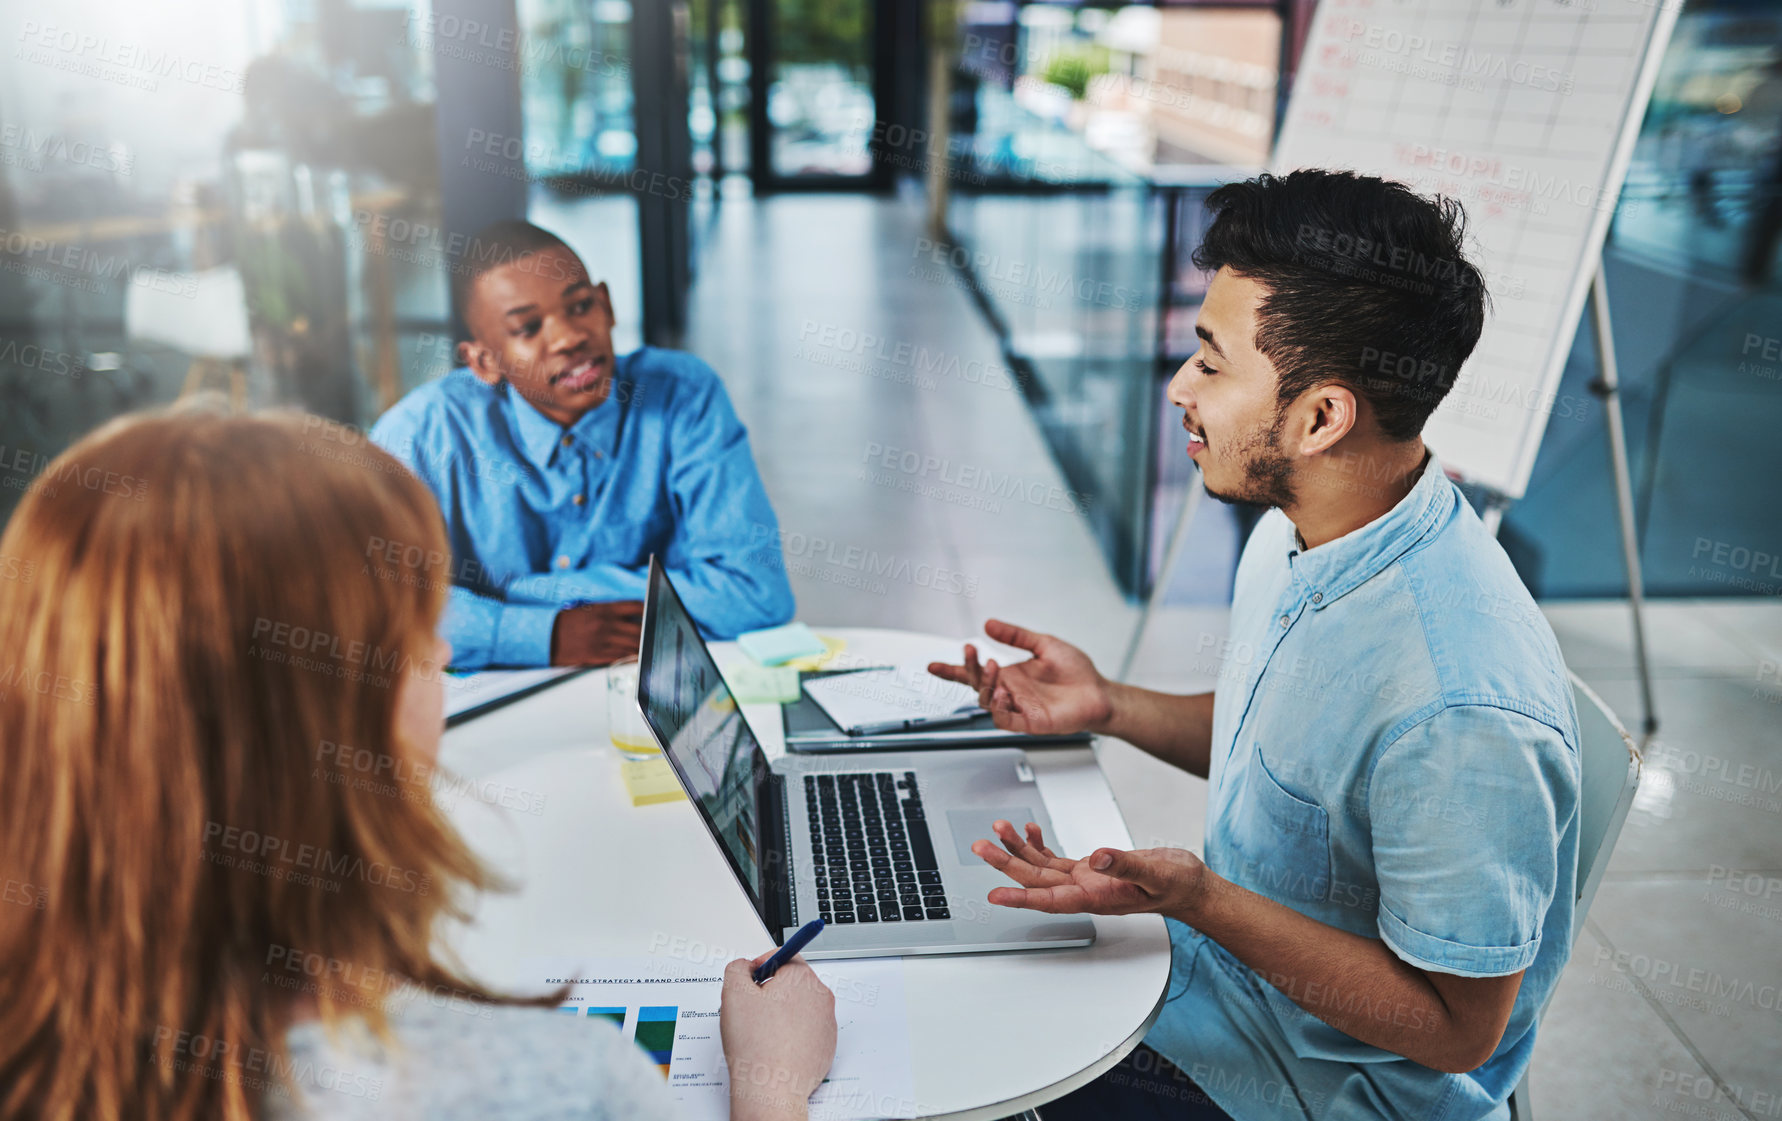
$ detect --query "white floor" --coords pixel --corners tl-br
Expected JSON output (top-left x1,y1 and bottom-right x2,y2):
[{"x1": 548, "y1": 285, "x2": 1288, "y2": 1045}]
[{"x1": 674, "y1": 192, "x2": 1782, "y2": 1121}]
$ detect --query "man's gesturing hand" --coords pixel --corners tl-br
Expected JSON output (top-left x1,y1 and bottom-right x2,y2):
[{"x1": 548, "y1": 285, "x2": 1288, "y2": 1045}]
[
  {"x1": 970, "y1": 820, "x2": 1209, "y2": 919},
  {"x1": 550, "y1": 600, "x2": 644, "y2": 666},
  {"x1": 926, "y1": 619, "x2": 1114, "y2": 736}
]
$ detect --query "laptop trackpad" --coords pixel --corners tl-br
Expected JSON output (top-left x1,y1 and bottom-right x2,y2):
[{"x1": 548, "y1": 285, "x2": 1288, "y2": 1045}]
[{"x1": 947, "y1": 807, "x2": 1039, "y2": 864}]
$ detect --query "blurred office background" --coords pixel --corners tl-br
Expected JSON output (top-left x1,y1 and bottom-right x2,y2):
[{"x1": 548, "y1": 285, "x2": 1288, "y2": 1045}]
[
  {"x1": 0, "y1": 1, "x2": 1778, "y2": 1115},
  {"x1": 2, "y1": 0, "x2": 1779, "y2": 598}
]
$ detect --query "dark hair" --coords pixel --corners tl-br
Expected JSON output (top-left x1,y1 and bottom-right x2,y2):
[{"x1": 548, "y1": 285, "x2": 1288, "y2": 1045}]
[
  {"x1": 451, "y1": 219, "x2": 578, "y2": 331},
  {"x1": 1191, "y1": 169, "x2": 1488, "y2": 441}
]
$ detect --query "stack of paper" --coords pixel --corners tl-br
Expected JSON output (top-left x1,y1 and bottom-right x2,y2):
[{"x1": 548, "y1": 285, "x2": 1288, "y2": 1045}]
[{"x1": 801, "y1": 668, "x2": 980, "y2": 734}]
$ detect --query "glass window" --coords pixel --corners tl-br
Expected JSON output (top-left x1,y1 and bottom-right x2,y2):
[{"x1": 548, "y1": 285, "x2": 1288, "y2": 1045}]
[
  {"x1": 1614, "y1": 13, "x2": 1782, "y2": 279},
  {"x1": 769, "y1": 0, "x2": 873, "y2": 177},
  {"x1": 516, "y1": 0, "x2": 636, "y2": 177},
  {"x1": 0, "y1": 0, "x2": 446, "y2": 527}
]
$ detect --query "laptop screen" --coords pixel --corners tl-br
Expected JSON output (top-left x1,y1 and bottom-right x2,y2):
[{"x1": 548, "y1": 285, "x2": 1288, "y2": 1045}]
[{"x1": 636, "y1": 558, "x2": 772, "y2": 914}]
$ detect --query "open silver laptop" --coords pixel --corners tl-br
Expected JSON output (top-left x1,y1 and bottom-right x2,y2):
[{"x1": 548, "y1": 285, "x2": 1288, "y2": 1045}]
[{"x1": 636, "y1": 557, "x2": 1096, "y2": 959}]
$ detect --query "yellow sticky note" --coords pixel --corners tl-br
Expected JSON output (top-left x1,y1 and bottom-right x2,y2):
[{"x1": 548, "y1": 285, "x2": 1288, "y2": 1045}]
[
  {"x1": 783, "y1": 634, "x2": 845, "y2": 673},
  {"x1": 620, "y1": 757, "x2": 687, "y2": 806}
]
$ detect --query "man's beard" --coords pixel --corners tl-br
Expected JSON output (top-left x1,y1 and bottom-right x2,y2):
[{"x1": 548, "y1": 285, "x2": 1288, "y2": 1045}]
[{"x1": 1201, "y1": 405, "x2": 1296, "y2": 510}]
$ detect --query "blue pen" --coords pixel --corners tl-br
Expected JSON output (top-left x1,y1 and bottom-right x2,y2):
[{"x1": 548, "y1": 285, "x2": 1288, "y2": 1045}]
[{"x1": 752, "y1": 919, "x2": 825, "y2": 984}]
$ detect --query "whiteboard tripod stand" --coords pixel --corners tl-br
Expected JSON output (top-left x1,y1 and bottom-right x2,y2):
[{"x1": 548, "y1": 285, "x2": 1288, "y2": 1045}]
[{"x1": 1478, "y1": 259, "x2": 1659, "y2": 738}]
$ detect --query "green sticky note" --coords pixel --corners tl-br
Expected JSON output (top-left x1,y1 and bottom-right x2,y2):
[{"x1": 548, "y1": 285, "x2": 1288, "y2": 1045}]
[
  {"x1": 736, "y1": 621, "x2": 827, "y2": 665},
  {"x1": 721, "y1": 661, "x2": 803, "y2": 704}
]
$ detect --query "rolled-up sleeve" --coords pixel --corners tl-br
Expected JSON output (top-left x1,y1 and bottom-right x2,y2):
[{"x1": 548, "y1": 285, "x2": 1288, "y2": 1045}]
[{"x1": 1368, "y1": 704, "x2": 1578, "y2": 978}]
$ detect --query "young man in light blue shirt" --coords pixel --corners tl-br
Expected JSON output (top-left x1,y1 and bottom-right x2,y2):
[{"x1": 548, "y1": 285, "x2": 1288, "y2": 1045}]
[
  {"x1": 372, "y1": 221, "x2": 793, "y2": 667},
  {"x1": 932, "y1": 170, "x2": 1580, "y2": 1121}
]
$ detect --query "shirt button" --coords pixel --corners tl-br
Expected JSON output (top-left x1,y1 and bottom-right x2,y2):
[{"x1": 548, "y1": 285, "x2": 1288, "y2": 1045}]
[
  {"x1": 594, "y1": 450, "x2": 604, "y2": 459},
  {"x1": 561, "y1": 435, "x2": 573, "y2": 448},
  {"x1": 572, "y1": 493, "x2": 586, "y2": 506},
  {"x1": 557, "y1": 555, "x2": 570, "y2": 569},
  {"x1": 1311, "y1": 592, "x2": 1323, "y2": 604},
  {"x1": 1279, "y1": 614, "x2": 1290, "y2": 628}
]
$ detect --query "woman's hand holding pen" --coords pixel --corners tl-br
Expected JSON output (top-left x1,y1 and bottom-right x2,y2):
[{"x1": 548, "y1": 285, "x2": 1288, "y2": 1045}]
[{"x1": 720, "y1": 953, "x2": 837, "y2": 1121}]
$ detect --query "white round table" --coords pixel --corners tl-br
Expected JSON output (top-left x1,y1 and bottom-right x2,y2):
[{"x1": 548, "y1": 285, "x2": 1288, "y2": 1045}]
[{"x1": 437, "y1": 627, "x2": 1172, "y2": 1119}]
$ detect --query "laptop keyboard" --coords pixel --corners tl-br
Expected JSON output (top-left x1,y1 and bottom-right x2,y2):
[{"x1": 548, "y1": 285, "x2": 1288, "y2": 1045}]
[{"x1": 804, "y1": 771, "x2": 950, "y2": 924}]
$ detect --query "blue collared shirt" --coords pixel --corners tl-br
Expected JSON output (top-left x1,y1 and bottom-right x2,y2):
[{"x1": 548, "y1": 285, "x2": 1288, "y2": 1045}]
[
  {"x1": 370, "y1": 348, "x2": 794, "y2": 667},
  {"x1": 1145, "y1": 455, "x2": 1580, "y2": 1121}
]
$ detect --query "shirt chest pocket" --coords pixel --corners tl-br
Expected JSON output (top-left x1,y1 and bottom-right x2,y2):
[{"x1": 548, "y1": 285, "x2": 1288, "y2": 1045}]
[{"x1": 1224, "y1": 743, "x2": 1333, "y2": 906}]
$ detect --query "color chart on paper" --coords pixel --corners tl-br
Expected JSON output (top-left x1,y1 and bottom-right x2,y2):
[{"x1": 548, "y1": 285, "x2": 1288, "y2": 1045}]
[
  {"x1": 635, "y1": 1005, "x2": 679, "y2": 1074},
  {"x1": 587, "y1": 1005, "x2": 626, "y2": 1030},
  {"x1": 558, "y1": 1002, "x2": 682, "y2": 1075},
  {"x1": 538, "y1": 956, "x2": 918, "y2": 1119}
]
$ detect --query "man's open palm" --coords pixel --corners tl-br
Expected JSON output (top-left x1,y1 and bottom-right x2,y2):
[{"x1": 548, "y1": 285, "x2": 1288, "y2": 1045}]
[{"x1": 969, "y1": 820, "x2": 1207, "y2": 917}]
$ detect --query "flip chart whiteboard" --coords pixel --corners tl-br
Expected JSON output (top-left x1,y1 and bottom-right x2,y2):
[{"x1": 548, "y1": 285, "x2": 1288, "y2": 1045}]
[{"x1": 1272, "y1": 0, "x2": 1681, "y2": 496}]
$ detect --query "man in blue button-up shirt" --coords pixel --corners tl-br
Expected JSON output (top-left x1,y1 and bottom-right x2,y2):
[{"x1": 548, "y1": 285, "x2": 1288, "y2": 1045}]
[
  {"x1": 371, "y1": 221, "x2": 793, "y2": 667},
  {"x1": 933, "y1": 171, "x2": 1580, "y2": 1121}
]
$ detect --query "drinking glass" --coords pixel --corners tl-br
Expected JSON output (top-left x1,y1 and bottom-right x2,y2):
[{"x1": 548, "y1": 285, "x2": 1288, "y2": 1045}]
[{"x1": 605, "y1": 656, "x2": 660, "y2": 760}]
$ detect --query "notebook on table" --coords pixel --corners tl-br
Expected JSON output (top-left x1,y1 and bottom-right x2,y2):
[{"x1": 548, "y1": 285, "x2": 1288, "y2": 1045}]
[{"x1": 783, "y1": 667, "x2": 1091, "y2": 754}]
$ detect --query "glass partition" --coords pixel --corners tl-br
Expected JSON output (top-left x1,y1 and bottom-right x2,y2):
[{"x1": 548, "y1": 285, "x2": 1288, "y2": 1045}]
[
  {"x1": 1612, "y1": 10, "x2": 1781, "y2": 280},
  {"x1": 0, "y1": 0, "x2": 447, "y2": 528},
  {"x1": 516, "y1": 0, "x2": 636, "y2": 177},
  {"x1": 1502, "y1": 2, "x2": 1782, "y2": 598},
  {"x1": 946, "y1": 110, "x2": 1164, "y2": 594},
  {"x1": 768, "y1": 0, "x2": 874, "y2": 177},
  {"x1": 943, "y1": 2, "x2": 1275, "y2": 596},
  {"x1": 515, "y1": 0, "x2": 645, "y2": 355}
]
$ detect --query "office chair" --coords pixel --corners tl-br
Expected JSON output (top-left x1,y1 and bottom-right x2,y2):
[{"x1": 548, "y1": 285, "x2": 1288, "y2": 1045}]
[
  {"x1": 1507, "y1": 672, "x2": 1643, "y2": 1120},
  {"x1": 124, "y1": 265, "x2": 253, "y2": 409}
]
